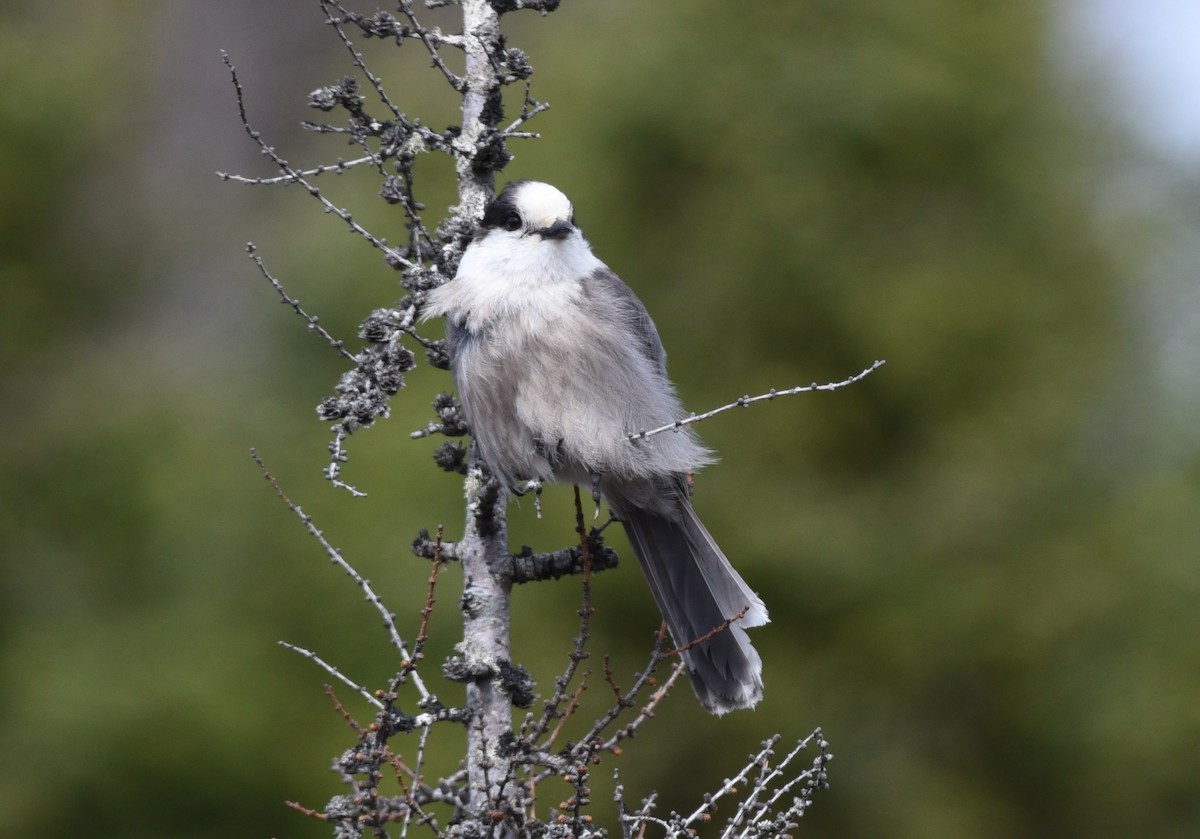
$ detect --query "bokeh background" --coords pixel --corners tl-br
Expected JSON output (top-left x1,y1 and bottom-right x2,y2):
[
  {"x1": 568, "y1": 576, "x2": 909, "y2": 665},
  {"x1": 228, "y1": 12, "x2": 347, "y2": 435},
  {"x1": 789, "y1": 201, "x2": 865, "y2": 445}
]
[{"x1": 2, "y1": 2, "x2": 1198, "y2": 837}]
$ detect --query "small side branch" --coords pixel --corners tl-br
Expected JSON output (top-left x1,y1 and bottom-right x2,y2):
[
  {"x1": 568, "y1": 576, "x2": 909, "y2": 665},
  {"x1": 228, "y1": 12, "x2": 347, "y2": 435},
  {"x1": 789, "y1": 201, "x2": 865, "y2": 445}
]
[
  {"x1": 665, "y1": 605, "x2": 750, "y2": 660},
  {"x1": 412, "y1": 525, "x2": 445, "y2": 658},
  {"x1": 614, "y1": 729, "x2": 833, "y2": 839},
  {"x1": 501, "y1": 80, "x2": 550, "y2": 138},
  {"x1": 222, "y1": 155, "x2": 377, "y2": 184},
  {"x1": 246, "y1": 243, "x2": 355, "y2": 362},
  {"x1": 391, "y1": 1, "x2": 468, "y2": 92},
  {"x1": 320, "y1": 0, "x2": 416, "y2": 117},
  {"x1": 412, "y1": 527, "x2": 620, "y2": 586},
  {"x1": 629, "y1": 359, "x2": 886, "y2": 442},
  {"x1": 280, "y1": 641, "x2": 384, "y2": 709},
  {"x1": 586, "y1": 652, "x2": 688, "y2": 757},
  {"x1": 220, "y1": 52, "x2": 413, "y2": 270},
  {"x1": 251, "y1": 449, "x2": 430, "y2": 700},
  {"x1": 508, "y1": 538, "x2": 619, "y2": 584}
]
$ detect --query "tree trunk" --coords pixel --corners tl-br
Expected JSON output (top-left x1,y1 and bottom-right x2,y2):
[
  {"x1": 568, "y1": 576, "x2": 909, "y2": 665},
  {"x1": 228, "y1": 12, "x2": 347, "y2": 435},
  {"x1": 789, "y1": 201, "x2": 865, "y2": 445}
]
[{"x1": 455, "y1": 1, "x2": 514, "y2": 826}]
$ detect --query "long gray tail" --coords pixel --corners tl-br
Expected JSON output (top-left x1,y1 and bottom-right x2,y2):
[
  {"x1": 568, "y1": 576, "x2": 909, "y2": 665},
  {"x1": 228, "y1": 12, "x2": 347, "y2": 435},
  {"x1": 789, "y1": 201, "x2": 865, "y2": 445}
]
[{"x1": 616, "y1": 492, "x2": 769, "y2": 714}]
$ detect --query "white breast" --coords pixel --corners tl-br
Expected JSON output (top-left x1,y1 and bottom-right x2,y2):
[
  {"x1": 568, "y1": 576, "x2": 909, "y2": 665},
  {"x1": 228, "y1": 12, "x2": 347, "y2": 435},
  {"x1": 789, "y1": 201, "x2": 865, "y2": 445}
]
[{"x1": 424, "y1": 233, "x2": 604, "y2": 334}]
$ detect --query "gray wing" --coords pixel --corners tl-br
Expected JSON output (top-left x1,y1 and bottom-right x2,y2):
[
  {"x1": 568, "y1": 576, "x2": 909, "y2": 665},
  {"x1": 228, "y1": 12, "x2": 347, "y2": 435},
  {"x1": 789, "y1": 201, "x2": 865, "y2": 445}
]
[
  {"x1": 576, "y1": 265, "x2": 714, "y2": 484},
  {"x1": 582, "y1": 267, "x2": 669, "y2": 378}
]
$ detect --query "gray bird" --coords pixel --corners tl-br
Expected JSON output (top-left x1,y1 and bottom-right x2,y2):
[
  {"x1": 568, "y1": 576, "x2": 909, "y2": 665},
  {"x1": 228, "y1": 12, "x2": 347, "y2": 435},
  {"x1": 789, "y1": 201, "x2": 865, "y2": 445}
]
[{"x1": 423, "y1": 180, "x2": 768, "y2": 713}]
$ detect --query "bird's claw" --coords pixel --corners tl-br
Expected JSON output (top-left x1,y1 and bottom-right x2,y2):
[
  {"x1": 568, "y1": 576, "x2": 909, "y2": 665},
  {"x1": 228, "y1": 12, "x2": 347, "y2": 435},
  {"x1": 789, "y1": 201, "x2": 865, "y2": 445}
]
[
  {"x1": 515, "y1": 479, "x2": 544, "y2": 519},
  {"x1": 590, "y1": 472, "x2": 603, "y2": 520}
]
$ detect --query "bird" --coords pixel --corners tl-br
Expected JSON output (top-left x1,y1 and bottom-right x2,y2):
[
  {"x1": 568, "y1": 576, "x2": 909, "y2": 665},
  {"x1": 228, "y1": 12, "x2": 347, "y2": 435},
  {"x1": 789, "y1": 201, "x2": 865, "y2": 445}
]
[{"x1": 422, "y1": 180, "x2": 768, "y2": 714}]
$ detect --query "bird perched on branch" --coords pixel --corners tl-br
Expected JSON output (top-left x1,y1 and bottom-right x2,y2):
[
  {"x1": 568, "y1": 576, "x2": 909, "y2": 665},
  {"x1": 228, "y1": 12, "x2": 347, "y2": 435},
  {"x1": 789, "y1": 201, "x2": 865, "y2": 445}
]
[{"x1": 423, "y1": 180, "x2": 768, "y2": 714}]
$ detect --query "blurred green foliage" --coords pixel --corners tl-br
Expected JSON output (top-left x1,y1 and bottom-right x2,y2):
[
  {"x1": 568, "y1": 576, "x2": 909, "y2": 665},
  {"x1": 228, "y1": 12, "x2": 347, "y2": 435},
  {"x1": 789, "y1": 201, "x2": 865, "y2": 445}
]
[{"x1": 2, "y1": 2, "x2": 1197, "y2": 838}]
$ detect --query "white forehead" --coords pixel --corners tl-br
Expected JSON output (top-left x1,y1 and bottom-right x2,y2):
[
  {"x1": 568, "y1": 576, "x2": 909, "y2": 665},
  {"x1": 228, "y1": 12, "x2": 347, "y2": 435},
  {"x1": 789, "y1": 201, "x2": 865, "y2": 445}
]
[{"x1": 513, "y1": 181, "x2": 573, "y2": 224}]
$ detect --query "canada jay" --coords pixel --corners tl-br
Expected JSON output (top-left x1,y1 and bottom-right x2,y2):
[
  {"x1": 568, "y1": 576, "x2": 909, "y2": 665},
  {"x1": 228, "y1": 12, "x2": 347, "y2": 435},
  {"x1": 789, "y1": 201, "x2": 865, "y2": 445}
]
[{"x1": 423, "y1": 180, "x2": 768, "y2": 714}]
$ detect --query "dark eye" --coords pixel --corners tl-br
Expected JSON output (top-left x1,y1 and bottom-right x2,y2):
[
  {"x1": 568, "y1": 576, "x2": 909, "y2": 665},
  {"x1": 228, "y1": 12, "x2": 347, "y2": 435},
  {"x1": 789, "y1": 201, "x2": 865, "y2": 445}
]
[{"x1": 480, "y1": 198, "x2": 524, "y2": 232}]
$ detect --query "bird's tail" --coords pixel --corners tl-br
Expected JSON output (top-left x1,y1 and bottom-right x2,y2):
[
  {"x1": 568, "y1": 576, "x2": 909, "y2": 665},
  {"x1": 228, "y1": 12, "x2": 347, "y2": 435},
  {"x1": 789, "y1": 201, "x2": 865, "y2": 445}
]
[{"x1": 617, "y1": 493, "x2": 769, "y2": 714}]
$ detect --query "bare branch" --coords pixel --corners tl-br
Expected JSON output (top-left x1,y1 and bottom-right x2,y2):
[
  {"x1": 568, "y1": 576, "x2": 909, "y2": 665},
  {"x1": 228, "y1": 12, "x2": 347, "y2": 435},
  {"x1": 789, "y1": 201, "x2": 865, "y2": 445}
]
[
  {"x1": 220, "y1": 51, "x2": 414, "y2": 270},
  {"x1": 392, "y1": 2, "x2": 468, "y2": 91},
  {"x1": 412, "y1": 525, "x2": 445, "y2": 658},
  {"x1": 223, "y1": 155, "x2": 378, "y2": 183},
  {"x1": 664, "y1": 604, "x2": 750, "y2": 659},
  {"x1": 590, "y1": 658, "x2": 688, "y2": 756},
  {"x1": 526, "y1": 486, "x2": 597, "y2": 746},
  {"x1": 326, "y1": 425, "x2": 368, "y2": 497},
  {"x1": 325, "y1": 684, "x2": 368, "y2": 734},
  {"x1": 251, "y1": 449, "x2": 430, "y2": 701},
  {"x1": 321, "y1": 1, "x2": 414, "y2": 118},
  {"x1": 279, "y1": 641, "x2": 384, "y2": 709},
  {"x1": 501, "y1": 80, "x2": 551, "y2": 137},
  {"x1": 630, "y1": 359, "x2": 887, "y2": 442},
  {"x1": 614, "y1": 729, "x2": 833, "y2": 839},
  {"x1": 246, "y1": 243, "x2": 355, "y2": 362},
  {"x1": 508, "y1": 539, "x2": 619, "y2": 584}
]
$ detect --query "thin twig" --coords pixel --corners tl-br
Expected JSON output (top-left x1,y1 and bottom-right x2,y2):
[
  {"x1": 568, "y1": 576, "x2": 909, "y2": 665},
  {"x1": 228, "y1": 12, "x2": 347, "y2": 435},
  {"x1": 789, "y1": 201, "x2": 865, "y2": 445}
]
[
  {"x1": 391, "y1": 1, "x2": 467, "y2": 91},
  {"x1": 325, "y1": 684, "x2": 367, "y2": 734},
  {"x1": 286, "y1": 800, "x2": 329, "y2": 821},
  {"x1": 501, "y1": 81, "x2": 550, "y2": 135},
  {"x1": 279, "y1": 641, "x2": 384, "y2": 709},
  {"x1": 602, "y1": 655, "x2": 624, "y2": 705},
  {"x1": 595, "y1": 660, "x2": 688, "y2": 754},
  {"x1": 551, "y1": 627, "x2": 684, "y2": 772},
  {"x1": 220, "y1": 52, "x2": 413, "y2": 270},
  {"x1": 529, "y1": 486, "x2": 595, "y2": 744},
  {"x1": 732, "y1": 736, "x2": 822, "y2": 838},
  {"x1": 413, "y1": 524, "x2": 444, "y2": 656},
  {"x1": 543, "y1": 676, "x2": 589, "y2": 752},
  {"x1": 664, "y1": 604, "x2": 750, "y2": 659},
  {"x1": 246, "y1": 244, "x2": 355, "y2": 362},
  {"x1": 403, "y1": 725, "x2": 438, "y2": 838},
  {"x1": 223, "y1": 155, "x2": 376, "y2": 183},
  {"x1": 251, "y1": 449, "x2": 429, "y2": 700},
  {"x1": 321, "y1": 0, "x2": 410, "y2": 119},
  {"x1": 327, "y1": 425, "x2": 368, "y2": 498},
  {"x1": 318, "y1": 2, "x2": 441, "y2": 260},
  {"x1": 629, "y1": 359, "x2": 886, "y2": 441}
]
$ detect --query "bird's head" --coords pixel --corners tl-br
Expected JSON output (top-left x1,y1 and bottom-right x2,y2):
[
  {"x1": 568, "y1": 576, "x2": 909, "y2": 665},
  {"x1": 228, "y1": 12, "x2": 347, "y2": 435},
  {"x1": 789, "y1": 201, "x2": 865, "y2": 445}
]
[{"x1": 477, "y1": 180, "x2": 578, "y2": 242}]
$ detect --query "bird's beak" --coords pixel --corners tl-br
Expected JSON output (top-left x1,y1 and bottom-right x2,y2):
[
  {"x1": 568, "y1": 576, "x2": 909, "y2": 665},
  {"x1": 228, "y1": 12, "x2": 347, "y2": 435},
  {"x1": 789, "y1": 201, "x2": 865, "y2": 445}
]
[{"x1": 535, "y1": 219, "x2": 575, "y2": 240}]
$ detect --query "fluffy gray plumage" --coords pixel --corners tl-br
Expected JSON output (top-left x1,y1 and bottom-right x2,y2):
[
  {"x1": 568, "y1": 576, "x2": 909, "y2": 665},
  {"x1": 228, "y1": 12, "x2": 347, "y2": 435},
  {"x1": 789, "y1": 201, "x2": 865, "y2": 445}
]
[{"x1": 423, "y1": 181, "x2": 768, "y2": 714}]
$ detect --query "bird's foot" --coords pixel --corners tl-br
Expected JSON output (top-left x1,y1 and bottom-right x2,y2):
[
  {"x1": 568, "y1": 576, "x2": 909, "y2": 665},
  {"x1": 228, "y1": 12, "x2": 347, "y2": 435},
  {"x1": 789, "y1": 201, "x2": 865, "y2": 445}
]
[
  {"x1": 515, "y1": 479, "x2": 544, "y2": 518},
  {"x1": 590, "y1": 472, "x2": 603, "y2": 520}
]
